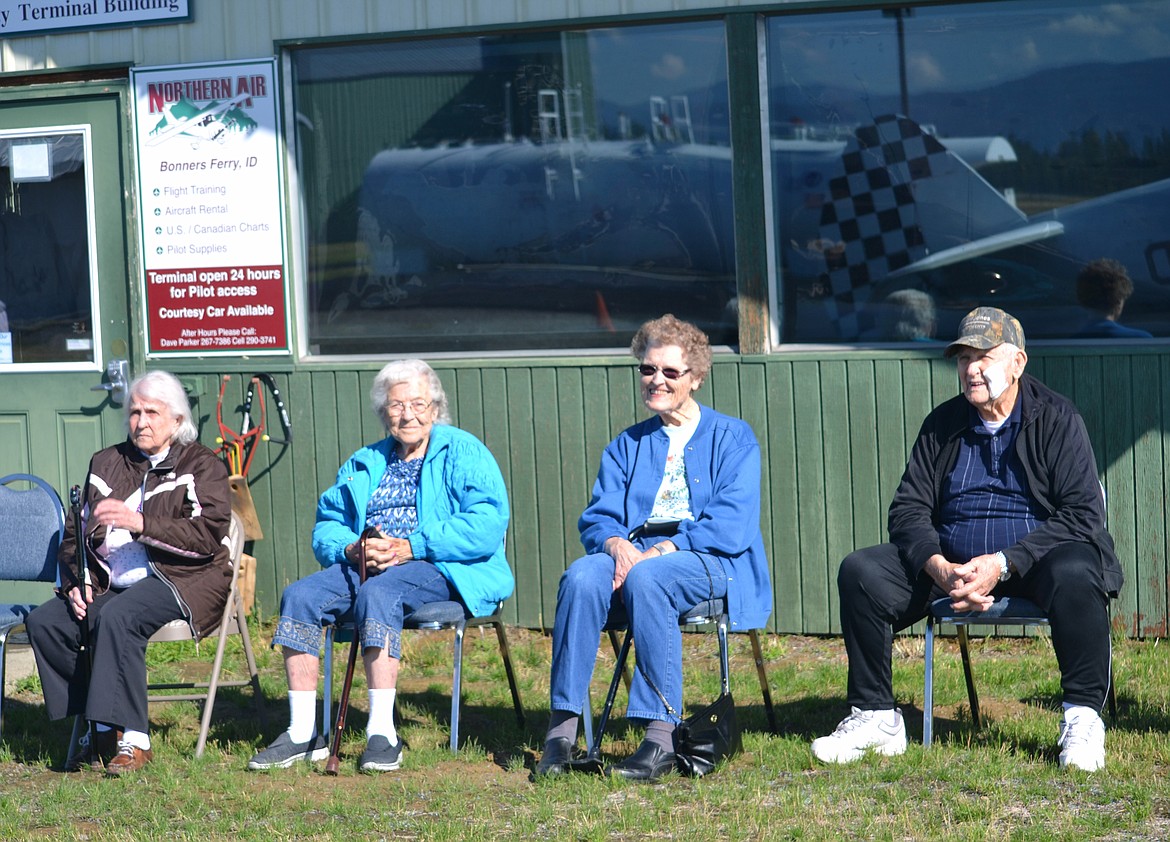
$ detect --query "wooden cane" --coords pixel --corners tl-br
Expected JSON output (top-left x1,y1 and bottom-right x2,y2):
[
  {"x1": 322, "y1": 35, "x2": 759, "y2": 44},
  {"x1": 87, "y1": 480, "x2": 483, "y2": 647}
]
[{"x1": 324, "y1": 527, "x2": 375, "y2": 775}]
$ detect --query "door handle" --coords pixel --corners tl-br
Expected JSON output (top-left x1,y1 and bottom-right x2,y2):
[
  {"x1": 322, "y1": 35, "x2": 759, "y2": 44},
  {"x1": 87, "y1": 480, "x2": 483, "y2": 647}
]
[{"x1": 92, "y1": 358, "x2": 130, "y2": 405}]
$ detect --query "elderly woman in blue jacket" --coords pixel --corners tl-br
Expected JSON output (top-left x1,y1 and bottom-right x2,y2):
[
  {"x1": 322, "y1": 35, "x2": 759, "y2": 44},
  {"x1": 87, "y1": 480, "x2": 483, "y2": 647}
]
[
  {"x1": 536, "y1": 314, "x2": 771, "y2": 782},
  {"x1": 248, "y1": 359, "x2": 512, "y2": 773}
]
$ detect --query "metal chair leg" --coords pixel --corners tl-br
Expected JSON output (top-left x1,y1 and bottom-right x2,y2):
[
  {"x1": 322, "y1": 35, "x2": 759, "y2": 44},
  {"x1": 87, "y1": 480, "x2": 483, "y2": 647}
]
[
  {"x1": 587, "y1": 630, "x2": 633, "y2": 757},
  {"x1": 716, "y1": 615, "x2": 731, "y2": 696},
  {"x1": 492, "y1": 619, "x2": 525, "y2": 727},
  {"x1": 748, "y1": 629, "x2": 777, "y2": 733},
  {"x1": 449, "y1": 622, "x2": 466, "y2": 753},
  {"x1": 923, "y1": 615, "x2": 935, "y2": 747},
  {"x1": 0, "y1": 632, "x2": 7, "y2": 745},
  {"x1": 607, "y1": 628, "x2": 632, "y2": 691},
  {"x1": 322, "y1": 626, "x2": 334, "y2": 744},
  {"x1": 194, "y1": 611, "x2": 232, "y2": 757},
  {"x1": 957, "y1": 626, "x2": 981, "y2": 728}
]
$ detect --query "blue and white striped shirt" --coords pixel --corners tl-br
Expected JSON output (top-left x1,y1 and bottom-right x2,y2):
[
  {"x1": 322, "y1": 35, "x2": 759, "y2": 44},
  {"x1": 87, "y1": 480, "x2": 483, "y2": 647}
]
[{"x1": 937, "y1": 402, "x2": 1043, "y2": 562}]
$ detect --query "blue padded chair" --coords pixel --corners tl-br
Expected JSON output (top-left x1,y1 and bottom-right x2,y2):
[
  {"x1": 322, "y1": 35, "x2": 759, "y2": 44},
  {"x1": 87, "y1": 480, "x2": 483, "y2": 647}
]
[
  {"x1": 322, "y1": 600, "x2": 524, "y2": 752},
  {"x1": 583, "y1": 597, "x2": 776, "y2": 756},
  {"x1": 923, "y1": 595, "x2": 1118, "y2": 746},
  {"x1": 0, "y1": 473, "x2": 65, "y2": 743}
]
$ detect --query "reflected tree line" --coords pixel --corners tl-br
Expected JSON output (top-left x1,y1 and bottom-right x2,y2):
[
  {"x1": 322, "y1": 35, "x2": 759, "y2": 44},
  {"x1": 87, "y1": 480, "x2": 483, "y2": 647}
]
[{"x1": 989, "y1": 129, "x2": 1170, "y2": 205}]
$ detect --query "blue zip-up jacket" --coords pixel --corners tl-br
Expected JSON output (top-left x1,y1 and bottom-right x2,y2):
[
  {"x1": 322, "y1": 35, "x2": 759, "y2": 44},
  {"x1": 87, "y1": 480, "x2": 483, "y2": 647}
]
[
  {"x1": 312, "y1": 424, "x2": 513, "y2": 617},
  {"x1": 578, "y1": 404, "x2": 772, "y2": 631}
]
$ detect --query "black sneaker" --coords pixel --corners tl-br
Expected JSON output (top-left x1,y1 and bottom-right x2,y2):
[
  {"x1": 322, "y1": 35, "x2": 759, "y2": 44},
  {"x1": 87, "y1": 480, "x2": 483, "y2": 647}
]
[
  {"x1": 247, "y1": 732, "x2": 329, "y2": 770},
  {"x1": 358, "y1": 735, "x2": 404, "y2": 773}
]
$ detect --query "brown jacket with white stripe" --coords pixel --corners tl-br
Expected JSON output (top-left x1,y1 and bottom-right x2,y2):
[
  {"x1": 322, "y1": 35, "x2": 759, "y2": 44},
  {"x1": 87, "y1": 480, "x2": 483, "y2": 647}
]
[{"x1": 58, "y1": 439, "x2": 233, "y2": 639}]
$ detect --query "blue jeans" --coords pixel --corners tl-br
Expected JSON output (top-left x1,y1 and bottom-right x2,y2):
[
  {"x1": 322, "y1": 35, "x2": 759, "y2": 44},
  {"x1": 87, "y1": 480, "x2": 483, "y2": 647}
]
[
  {"x1": 273, "y1": 561, "x2": 456, "y2": 659},
  {"x1": 549, "y1": 546, "x2": 726, "y2": 723}
]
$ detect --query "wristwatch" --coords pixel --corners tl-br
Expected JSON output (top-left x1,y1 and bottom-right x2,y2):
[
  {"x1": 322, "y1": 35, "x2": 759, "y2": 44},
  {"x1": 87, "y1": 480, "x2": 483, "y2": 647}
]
[{"x1": 993, "y1": 551, "x2": 1011, "y2": 582}]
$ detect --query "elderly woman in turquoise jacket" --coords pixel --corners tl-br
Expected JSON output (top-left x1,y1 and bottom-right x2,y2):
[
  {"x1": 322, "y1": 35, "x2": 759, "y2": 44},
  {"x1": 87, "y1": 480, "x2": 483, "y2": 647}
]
[
  {"x1": 536, "y1": 314, "x2": 771, "y2": 782},
  {"x1": 248, "y1": 359, "x2": 512, "y2": 774}
]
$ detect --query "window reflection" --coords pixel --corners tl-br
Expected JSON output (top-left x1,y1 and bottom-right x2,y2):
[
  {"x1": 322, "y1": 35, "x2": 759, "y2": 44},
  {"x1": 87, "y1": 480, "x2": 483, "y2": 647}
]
[
  {"x1": 0, "y1": 133, "x2": 94, "y2": 364},
  {"x1": 293, "y1": 22, "x2": 736, "y2": 355},
  {"x1": 767, "y1": 1, "x2": 1170, "y2": 343}
]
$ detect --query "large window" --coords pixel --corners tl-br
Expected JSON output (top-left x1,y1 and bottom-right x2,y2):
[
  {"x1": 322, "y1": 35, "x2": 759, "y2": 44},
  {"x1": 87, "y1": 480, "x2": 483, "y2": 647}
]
[
  {"x1": 0, "y1": 130, "x2": 96, "y2": 366},
  {"x1": 293, "y1": 21, "x2": 736, "y2": 356},
  {"x1": 767, "y1": 1, "x2": 1170, "y2": 343}
]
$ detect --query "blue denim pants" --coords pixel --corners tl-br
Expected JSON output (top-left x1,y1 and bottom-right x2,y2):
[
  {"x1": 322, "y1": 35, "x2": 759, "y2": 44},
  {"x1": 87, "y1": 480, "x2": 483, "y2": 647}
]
[
  {"x1": 549, "y1": 546, "x2": 726, "y2": 723},
  {"x1": 273, "y1": 561, "x2": 455, "y2": 659}
]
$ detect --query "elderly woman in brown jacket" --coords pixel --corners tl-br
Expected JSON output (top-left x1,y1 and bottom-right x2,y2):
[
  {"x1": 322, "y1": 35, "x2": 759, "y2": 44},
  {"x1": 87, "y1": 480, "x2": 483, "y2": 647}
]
[{"x1": 27, "y1": 370, "x2": 231, "y2": 775}]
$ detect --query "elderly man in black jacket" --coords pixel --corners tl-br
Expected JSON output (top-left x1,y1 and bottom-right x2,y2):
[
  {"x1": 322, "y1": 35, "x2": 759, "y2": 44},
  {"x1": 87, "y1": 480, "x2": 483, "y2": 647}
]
[{"x1": 812, "y1": 307, "x2": 1122, "y2": 772}]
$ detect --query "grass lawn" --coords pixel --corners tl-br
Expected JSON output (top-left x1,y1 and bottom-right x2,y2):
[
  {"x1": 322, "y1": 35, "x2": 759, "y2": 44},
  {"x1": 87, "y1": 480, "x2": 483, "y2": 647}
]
[{"x1": 1, "y1": 621, "x2": 1168, "y2": 840}]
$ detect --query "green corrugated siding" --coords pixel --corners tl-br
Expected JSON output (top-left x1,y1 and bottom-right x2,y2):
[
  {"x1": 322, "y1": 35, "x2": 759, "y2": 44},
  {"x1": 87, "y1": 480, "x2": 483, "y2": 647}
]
[{"x1": 167, "y1": 351, "x2": 1168, "y2": 637}]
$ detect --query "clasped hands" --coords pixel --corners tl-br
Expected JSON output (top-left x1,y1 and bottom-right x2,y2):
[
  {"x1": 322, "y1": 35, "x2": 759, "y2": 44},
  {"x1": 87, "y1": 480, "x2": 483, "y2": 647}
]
[
  {"x1": 606, "y1": 537, "x2": 675, "y2": 591},
  {"x1": 346, "y1": 530, "x2": 413, "y2": 575},
  {"x1": 926, "y1": 552, "x2": 1003, "y2": 612}
]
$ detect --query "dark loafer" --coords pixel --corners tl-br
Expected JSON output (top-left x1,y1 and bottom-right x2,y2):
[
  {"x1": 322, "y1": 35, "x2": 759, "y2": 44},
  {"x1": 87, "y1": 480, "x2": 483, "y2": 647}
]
[
  {"x1": 534, "y1": 737, "x2": 575, "y2": 777},
  {"x1": 605, "y1": 740, "x2": 676, "y2": 782}
]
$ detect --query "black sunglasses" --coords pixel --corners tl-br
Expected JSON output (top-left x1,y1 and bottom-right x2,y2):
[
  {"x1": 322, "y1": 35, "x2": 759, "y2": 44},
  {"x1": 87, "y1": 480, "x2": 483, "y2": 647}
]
[{"x1": 637, "y1": 364, "x2": 691, "y2": 380}]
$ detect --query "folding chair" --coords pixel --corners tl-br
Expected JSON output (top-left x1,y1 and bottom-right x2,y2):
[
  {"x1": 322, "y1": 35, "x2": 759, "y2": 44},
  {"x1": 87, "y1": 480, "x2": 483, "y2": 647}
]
[
  {"x1": 0, "y1": 473, "x2": 64, "y2": 744},
  {"x1": 144, "y1": 511, "x2": 264, "y2": 756},
  {"x1": 922, "y1": 595, "x2": 1118, "y2": 746},
  {"x1": 323, "y1": 599, "x2": 525, "y2": 752},
  {"x1": 583, "y1": 597, "x2": 776, "y2": 755}
]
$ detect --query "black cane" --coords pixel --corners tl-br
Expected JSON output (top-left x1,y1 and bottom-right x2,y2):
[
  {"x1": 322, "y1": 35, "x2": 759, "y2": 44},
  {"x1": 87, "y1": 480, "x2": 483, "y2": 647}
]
[
  {"x1": 68, "y1": 485, "x2": 96, "y2": 751},
  {"x1": 324, "y1": 527, "x2": 375, "y2": 775}
]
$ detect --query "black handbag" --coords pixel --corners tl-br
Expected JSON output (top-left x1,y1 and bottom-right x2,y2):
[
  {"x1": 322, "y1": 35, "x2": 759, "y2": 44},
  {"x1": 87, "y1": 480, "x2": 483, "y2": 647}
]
[{"x1": 674, "y1": 689, "x2": 741, "y2": 777}]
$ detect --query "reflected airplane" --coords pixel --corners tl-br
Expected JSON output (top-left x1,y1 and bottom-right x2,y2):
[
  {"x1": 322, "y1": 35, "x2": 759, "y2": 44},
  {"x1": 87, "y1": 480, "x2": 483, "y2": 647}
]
[
  {"x1": 329, "y1": 135, "x2": 738, "y2": 335},
  {"x1": 329, "y1": 110, "x2": 1170, "y2": 342}
]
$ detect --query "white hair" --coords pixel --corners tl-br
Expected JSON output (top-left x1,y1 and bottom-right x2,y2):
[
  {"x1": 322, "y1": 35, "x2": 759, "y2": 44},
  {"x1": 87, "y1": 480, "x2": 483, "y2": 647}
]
[
  {"x1": 369, "y1": 359, "x2": 451, "y2": 428},
  {"x1": 126, "y1": 370, "x2": 198, "y2": 446}
]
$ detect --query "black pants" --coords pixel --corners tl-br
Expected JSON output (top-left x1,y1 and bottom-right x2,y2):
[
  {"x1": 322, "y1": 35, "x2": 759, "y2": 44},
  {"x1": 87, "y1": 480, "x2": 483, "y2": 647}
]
[
  {"x1": 26, "y1": 577, "x2": 184, "y2": 732},
  {"x1": 838, "y1": 541, "x2": 1111, "y2": 711}
]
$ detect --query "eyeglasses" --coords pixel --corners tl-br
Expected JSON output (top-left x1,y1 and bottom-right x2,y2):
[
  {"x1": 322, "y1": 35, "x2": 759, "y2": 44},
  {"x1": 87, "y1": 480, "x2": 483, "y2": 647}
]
[
  {"x1": 637, "y1": 364, "x2": 691, "y2": 380},
  {"x1": 386, "y1": 399, "x2": 432, "y2": 417}
]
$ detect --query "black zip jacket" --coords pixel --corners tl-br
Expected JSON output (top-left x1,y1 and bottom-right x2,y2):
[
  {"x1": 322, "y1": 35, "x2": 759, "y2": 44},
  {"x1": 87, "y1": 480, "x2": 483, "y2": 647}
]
[{"x1": 887, "y1": 373, "x2": 1123, "y2": 595}]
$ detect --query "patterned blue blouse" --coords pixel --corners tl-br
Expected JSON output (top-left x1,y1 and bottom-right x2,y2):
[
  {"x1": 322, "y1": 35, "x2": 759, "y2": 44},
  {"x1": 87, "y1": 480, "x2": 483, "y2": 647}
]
[{"x1": 364, "y1": 450, "x2": 423, "y2": 538}]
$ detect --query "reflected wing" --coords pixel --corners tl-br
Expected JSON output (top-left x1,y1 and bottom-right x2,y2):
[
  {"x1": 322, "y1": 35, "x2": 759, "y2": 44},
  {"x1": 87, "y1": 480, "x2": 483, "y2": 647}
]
[
  {"x1": 886, "y1": 221, "x2": 1065, "y2": 278},
  {"x1": 818, "y1": 114, "x2": 1027, "y2": 338}
]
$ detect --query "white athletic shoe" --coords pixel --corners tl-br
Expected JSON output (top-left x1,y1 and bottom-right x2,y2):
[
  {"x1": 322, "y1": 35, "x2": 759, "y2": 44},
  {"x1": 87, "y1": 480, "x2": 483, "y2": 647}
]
[
  {"x1": 811, "y1": 706, "x2": 908, "y2": 763},
  {"x1": 1058, "y1": 708, "x2": 1106, "y2": 772}
]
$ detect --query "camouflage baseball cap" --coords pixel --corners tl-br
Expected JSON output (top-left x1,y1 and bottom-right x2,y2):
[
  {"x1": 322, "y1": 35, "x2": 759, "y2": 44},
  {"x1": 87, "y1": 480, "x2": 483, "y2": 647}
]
[{"x1": 944, "y1": 307, "x2": 1026, "y2": 357}]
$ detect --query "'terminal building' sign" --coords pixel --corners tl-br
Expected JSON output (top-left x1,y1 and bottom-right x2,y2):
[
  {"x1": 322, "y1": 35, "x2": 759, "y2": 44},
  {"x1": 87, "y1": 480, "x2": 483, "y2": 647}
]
[{"x1": 0, "y1": 1, "x2": 190, "y2": 37}]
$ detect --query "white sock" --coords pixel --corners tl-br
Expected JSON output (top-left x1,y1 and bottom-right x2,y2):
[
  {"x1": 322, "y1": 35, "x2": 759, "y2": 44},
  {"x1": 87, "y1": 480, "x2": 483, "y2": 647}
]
[
  {"x1": 1062, "y1": 703, "x2": 1098, "y2": 722},
  {"x1": 287, "y1": 689, "x2": 318, "y2": 743},
  {"x1": 122, "y1": 729, "x2": 150, "y2": 751},
  {"x1": 862, "y1": 708, "x2": 898, "y2": 725},
  {"x1": 366, "y1": 688, "x2": 397, "y2": 743}
]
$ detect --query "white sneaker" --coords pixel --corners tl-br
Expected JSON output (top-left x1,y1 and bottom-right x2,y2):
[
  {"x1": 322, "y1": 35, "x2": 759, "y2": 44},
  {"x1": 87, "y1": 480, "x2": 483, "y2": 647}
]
[
  {"x1": 1058, "y1": 709, "x2": 1106, "y2": 772},
  {"x1": 811, "y1": 706, "x2": 908, "y2": 763}
]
